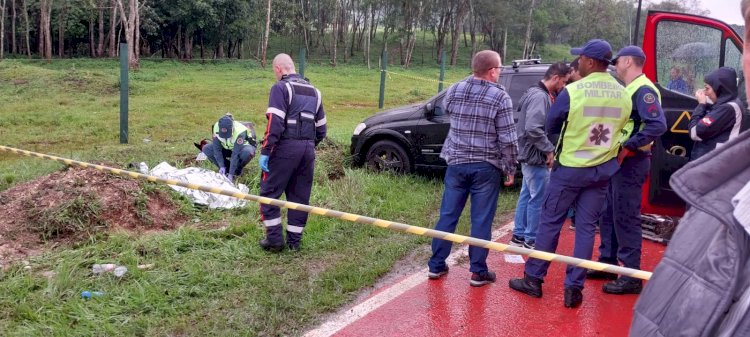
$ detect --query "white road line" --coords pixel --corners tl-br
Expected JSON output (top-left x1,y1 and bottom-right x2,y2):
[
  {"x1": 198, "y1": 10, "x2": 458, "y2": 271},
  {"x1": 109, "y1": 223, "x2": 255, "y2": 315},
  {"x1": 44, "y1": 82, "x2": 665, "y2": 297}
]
[{"x1": 303, "y1": 222, "x2": 515, "y2": 337}]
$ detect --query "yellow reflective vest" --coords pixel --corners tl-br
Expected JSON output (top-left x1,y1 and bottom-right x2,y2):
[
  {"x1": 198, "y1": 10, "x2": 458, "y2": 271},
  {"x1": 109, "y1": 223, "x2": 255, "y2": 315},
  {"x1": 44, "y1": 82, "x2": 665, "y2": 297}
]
[
  {"x1": 557, "y1": 72, "x2": 632, "y2": 167},
  {"x1": 622, "y1": 74, "x2": 662, "y2": 141},
  {"x1": 212, "y1": 121, "x2": 249, "y2": 150}
]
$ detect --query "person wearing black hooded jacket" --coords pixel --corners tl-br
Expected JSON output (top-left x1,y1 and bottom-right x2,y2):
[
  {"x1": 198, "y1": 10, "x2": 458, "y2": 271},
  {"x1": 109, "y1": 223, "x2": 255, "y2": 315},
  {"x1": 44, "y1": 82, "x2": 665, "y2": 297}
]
[{"x1": 689, "y1": 67, "x2": 750, "y2": 160}]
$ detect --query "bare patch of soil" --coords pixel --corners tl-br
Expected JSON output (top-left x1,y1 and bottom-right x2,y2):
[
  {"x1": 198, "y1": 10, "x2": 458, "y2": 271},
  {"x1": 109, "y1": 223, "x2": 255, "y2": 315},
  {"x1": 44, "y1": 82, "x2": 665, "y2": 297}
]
[{"x1": 0, "y1": 167, "x2": 188, "y2": 266}]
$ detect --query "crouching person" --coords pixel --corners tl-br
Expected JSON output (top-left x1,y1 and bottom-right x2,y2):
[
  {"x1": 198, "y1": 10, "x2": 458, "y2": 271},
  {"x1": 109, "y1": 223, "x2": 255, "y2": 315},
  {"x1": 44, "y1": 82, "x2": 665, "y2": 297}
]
[{"x1": 202, "y1": 113, "x2": 257, "y2": 182}]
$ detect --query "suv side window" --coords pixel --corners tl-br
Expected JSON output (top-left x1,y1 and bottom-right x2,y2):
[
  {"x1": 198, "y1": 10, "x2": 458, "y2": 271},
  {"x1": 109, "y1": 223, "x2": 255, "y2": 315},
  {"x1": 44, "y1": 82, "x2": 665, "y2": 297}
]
[
  {"x1": 508, "y1": 75, "x2": 542, "y2": 108},
  {"x1": 429, "y1": 92, "x2": 447, "y2": 116}
]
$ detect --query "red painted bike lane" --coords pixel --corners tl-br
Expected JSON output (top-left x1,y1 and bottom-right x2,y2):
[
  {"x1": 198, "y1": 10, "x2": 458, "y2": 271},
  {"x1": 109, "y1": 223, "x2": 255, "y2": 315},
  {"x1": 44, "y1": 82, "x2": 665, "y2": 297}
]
[{"x1": 329, "y1": 227, "x2": 666, "y2": 337}]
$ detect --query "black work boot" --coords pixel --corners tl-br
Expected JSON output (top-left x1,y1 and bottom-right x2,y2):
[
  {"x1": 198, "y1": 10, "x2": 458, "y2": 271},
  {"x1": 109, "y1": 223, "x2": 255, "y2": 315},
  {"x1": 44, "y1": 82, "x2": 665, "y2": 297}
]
[
  {"x1": 564, "y1": 287, "x2": 583, "y2": 308},
  {"x1": 586, "y1": 269, "x2": 618, "y2": 280},
  {"x1": 603, "y1": 277, "x2": 643, "y2": 295},
  {"x1": 508, "y1": 273, "x2": 543, "y2": 298},
  {"x1": 286, "y1": 231, "x2": 302, "y2": 252},
  {"x1": 259, "y1": 225, "x2": 284, "y2": 253},
  {"x1": 259, "y1": 238, "x2": 284, "y2": 252}
]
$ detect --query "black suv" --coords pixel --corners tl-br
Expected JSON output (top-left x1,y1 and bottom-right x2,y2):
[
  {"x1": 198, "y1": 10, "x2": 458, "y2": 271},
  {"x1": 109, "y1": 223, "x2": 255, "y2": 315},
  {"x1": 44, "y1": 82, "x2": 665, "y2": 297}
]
[{"x1": 350, "y1": 60, "x2": 550, "y2": 173}]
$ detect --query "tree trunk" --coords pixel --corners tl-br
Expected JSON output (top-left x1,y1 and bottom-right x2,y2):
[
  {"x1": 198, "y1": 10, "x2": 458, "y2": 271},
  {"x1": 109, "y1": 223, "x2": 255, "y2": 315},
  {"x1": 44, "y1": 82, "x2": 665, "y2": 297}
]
[
  {"x1": 365, "y1": 3, "x2": 371, "y2": 68},
  {"x1": 450, "y1": 0, "x2": 468, "y2": 66},
  {"x1": 1, "y1": 0, "x2": 6, "y2": 59},
  {"x1": 22, "y1": 0, "x2": 29, "y2": 57},
  {"x1": 108, "y1": 0, "x2": 117, "y2": 57},
  {"x1": 57, "y1": 3, "x2": 67, "y2": 58},
  {"x1": 298, "y1": 0, "x2": 309, "y2": 53},
  {"x1": 89, "y1": 11, "x2": 95, "y2": 57},
  {"x1": 184, "y1": 29, "x2": 192, "y2": 60},
  {"x1": 38, "y1": 0, "x2": 53, "y2": 61},
  {"x1": 522, "y1": 0, "x2": 537, "y2": 59},
  {"x1": 331, "y1": 0, "x2": 338, "y2": 66},
  {"x1": 176, "y1": 25, "x2": 181, "y2": 58},
  {"x1": 435, "y1": 2, "x2": 453, "y2": 63},
  {"x1": 199, "y1": 30, "x2": 204, "y2": 59},
  {"x1": 116, "y1": 0, "x2": 138, "y2": 69},
  {"x1": 134, "y1": 0, "x2": 139, "y2": 59},
  {"x1": 468, "y1": 0, "x2": 477, "y2": 60},
  {"x1": 347, "y1": 0, "x2": 357, "y2": 60},
  {"x1": 45, "y1": 0, "x2": 52, "y2": 61},
  {"x1": 502, "y1": 28, "x2": 507, "y2": 61},
  {"x1": 260, "y1": 0, "x2": 271, "y2": 67},
  {"x1": 216, "y1": 15, "x2": 224, "y2": 58},
  {"x1": 96, "y1": 0, "x2": 104, "y2": 56},
  {"x1": 11, "y1": 0, "x2": 16, "y2": 54}
]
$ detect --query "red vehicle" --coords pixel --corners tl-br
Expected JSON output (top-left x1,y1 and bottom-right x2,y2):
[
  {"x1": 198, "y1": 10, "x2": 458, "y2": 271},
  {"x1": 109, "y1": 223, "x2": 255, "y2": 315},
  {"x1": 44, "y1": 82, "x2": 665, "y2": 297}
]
[{"x1": 640, "y1": 11, "x2": 744, "y2": 222}]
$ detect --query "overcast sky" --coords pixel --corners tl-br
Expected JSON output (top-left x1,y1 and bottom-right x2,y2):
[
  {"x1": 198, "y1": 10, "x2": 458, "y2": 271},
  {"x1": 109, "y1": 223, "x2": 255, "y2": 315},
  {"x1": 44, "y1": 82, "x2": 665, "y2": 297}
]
[{"x1": 695, "y1": 0, "x2": 743, "y2": 25}]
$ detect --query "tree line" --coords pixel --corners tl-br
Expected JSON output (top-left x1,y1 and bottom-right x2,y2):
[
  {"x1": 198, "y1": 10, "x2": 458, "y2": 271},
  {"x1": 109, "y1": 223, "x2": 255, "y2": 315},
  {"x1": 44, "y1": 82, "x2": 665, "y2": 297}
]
[{"x1": 0, "y1": 0, "x2": 709, "y2": 69}]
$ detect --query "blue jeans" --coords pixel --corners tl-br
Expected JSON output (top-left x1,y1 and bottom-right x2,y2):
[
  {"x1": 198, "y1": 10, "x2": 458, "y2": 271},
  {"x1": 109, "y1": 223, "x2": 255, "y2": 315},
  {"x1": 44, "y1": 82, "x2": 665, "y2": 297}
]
[
  {"x1": 428, "y1": 162, "x2": 502, "y2": 274},
  {"x1": 512, "y1": 164, "x2": 550, "y2": 243}
]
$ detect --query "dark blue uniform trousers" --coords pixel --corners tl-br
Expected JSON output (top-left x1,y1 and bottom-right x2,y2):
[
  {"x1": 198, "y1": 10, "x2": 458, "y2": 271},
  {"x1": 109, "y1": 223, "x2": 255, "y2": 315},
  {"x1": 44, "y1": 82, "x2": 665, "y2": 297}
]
[
  {"x1": 525, "y1": 159, "x2": 618, "y2": 290},
  {"x1": 260, "y1": 140, "x2": 316, "y2": 246},
  {"x1": 597, "y1": 153, "x2": 650, "y2": 278}
]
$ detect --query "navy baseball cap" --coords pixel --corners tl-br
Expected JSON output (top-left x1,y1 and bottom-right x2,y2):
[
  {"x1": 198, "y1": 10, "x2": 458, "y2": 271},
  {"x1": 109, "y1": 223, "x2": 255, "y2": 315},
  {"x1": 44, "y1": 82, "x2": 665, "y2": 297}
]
[
  {"x1": 570, "y1": 39, "x2": 612, "y2": 62},
  {"x1": 612, "y1": 45, "x2": 646, "y2": 64},
  {"x1": 218, "y1": 115, "x2": 233, "y2": 139}
]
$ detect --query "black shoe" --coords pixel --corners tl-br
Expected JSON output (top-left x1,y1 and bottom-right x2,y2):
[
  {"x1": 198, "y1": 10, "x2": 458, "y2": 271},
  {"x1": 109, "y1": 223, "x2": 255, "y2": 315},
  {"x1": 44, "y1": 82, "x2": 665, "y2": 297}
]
[
  {"x1": 523, "y1": 241, "x2": 535, "y2": 250},
  {"x1": 428, "y1": 266, "x2": 449, "y2": 280},
  {"x1": 564, "y1": 287, "x2": 583, "y2": 308},
  {"x1": 259, "y1": 238, "x2": 284, "y2": 252},
  {"x1": 508, "y1": 273, "x2": 543, "y2": 298},
  {"x1": 603, "y1": 278, "x2": 643, "y2": 295},
  {"x1": 470, "y1": 271, "x2": 496, "y2": 287},
  {"x1": 586, "y1": 269, "x2": 618, "y2": 280},
  {"x1": 509, "y1": 235, "x2": 525, "y2": 247},
  {"x1": 287, "y1": 243, "x2": 301, "y2": 252}
]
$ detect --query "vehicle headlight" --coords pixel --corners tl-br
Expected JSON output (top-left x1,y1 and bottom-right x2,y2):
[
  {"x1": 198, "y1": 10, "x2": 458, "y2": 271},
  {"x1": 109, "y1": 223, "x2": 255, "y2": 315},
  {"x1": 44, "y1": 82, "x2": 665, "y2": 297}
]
[{"x1": 353, "y1": 123, "x2": 367, "y2": 136}]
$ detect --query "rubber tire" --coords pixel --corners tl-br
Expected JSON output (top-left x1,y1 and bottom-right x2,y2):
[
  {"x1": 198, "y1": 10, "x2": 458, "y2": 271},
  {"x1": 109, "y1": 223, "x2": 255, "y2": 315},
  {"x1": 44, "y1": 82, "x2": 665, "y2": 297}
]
[{"x1": 365, "y1": 140, "x2": 413, "y2": 173}]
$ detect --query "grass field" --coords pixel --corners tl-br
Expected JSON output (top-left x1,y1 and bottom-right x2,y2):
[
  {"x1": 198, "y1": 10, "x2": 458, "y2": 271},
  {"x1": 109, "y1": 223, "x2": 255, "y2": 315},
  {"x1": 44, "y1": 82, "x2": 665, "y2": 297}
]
[{"x1": 0, "y1": 59, "x2": 518, "y2": 336}]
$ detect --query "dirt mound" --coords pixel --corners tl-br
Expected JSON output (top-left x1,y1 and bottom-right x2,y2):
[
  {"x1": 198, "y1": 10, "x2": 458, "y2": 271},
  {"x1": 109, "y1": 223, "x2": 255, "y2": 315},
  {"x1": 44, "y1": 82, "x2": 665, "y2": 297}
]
[{"x1": 0, "y1": 167, "x2": 187, "y2": 266}]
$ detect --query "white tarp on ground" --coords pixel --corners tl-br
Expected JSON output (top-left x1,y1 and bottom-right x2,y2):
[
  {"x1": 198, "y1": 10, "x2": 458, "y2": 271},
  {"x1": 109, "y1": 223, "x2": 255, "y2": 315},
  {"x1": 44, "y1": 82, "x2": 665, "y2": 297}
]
[{"x1": 139, "y1": 162, "x2": 249, "y2": 209}]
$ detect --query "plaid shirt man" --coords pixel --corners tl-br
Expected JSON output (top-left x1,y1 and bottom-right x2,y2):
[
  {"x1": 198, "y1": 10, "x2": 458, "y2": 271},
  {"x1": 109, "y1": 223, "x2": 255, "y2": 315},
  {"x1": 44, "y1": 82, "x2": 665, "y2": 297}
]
[{"x1": 440, "y1": 76, "x2": 519, "y2": 175}]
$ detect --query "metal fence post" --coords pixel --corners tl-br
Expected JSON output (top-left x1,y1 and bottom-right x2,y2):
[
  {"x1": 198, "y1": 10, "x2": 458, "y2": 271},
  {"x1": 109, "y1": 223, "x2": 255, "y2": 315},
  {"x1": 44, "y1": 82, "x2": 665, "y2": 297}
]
[
  {"x1": 379, "y1": 50, "x2": 387, "y2": 109},
  {"x1": 439, "y1": 50, "x2": 446, "y2": 93},
  {"x1": 120, "y1": 43, "x2": 129, "y2": 144}
]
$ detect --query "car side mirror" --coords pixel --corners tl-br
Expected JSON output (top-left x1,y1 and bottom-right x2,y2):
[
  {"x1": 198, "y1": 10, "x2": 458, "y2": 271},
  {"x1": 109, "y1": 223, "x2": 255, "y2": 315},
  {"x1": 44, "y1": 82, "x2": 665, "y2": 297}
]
[{"x1": 425, "y1": 103, "x2": 434, "y2": 117}]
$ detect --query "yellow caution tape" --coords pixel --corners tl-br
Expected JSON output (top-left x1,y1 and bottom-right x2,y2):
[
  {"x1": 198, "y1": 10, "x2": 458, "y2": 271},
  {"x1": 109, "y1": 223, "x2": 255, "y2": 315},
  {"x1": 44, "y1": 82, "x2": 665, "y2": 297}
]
[{"x1": 0, "y1": 145, "x2": 653, "y2": 280}]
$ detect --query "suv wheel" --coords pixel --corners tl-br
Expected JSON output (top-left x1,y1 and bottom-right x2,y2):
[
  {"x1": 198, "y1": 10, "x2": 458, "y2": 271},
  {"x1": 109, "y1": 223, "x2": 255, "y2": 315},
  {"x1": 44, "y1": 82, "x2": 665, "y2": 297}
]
[{"x1": 365, "y1": 140, "x2": 412, "y2": 173}]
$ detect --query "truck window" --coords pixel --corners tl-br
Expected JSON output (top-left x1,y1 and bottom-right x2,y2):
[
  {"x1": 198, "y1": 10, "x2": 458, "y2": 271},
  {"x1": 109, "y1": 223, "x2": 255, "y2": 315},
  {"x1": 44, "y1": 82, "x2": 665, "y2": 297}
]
[
  {"x1": 656, "y1": 21, "x2": 722, "y2": 96},
  {"x1": 723, "y1": 38, "x2": 747, "y2": 106}
]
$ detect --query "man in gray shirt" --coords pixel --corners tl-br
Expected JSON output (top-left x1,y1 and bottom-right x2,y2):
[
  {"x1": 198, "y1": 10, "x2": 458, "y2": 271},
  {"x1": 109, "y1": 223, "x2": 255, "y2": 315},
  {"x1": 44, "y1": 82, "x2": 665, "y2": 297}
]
[{"x1": 510, "y1": 63, "x2": 571, "y2": 249}]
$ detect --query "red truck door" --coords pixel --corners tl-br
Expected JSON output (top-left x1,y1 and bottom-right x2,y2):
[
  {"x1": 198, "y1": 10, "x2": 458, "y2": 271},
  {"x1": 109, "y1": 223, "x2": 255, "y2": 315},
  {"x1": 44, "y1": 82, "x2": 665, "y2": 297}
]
[{"x1": 641, "y1": 11, "x2": 744, "y2": 216}]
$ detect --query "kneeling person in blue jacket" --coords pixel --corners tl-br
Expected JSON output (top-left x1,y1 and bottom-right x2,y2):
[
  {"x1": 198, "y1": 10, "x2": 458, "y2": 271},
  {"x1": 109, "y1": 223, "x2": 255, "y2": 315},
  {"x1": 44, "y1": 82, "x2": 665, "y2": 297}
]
[{"x1": 202, "y1": 114, "x2": 257, "y2": 182}]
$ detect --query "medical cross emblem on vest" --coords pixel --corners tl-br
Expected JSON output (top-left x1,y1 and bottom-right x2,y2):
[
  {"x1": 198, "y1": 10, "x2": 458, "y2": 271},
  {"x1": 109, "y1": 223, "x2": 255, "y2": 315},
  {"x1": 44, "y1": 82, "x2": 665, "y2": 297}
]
[{"x1": 586, "y1": 123, "x2": 613, "y2": 147}]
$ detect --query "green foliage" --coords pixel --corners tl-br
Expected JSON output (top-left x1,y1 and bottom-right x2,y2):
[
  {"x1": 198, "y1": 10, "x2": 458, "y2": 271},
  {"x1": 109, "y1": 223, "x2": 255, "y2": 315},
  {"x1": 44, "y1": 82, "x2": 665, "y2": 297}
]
[{"x1": 8, "y1": 0, "x2": 715, "y2": 69}]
